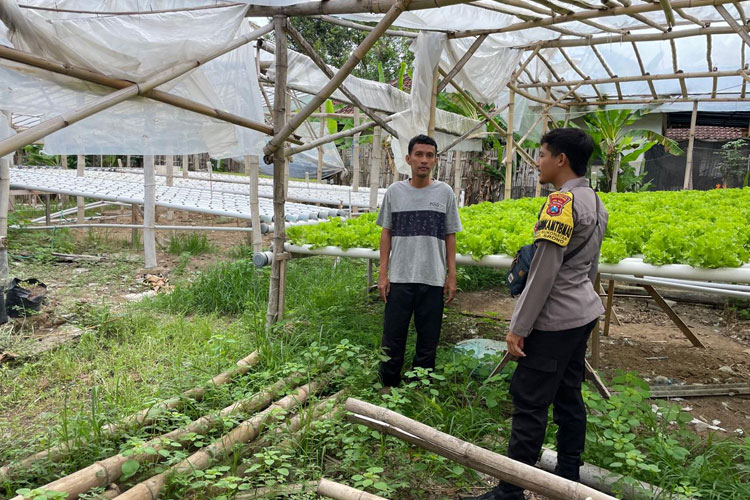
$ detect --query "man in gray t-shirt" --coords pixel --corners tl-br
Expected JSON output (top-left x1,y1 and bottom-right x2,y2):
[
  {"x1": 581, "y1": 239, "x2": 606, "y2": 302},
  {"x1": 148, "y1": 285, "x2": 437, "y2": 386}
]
[{"x1": 375, "y1": 134, "x2": 462, "y2": 388}]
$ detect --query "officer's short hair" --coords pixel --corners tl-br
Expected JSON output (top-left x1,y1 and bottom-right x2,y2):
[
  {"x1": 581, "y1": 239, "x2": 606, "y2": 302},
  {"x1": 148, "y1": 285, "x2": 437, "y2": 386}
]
[
  {"x1": 541, "y1": 128, "x2": 594, "y2": 177},
  {"x1": 408, "y1": 134, "x2": 438, "y2": 155}
]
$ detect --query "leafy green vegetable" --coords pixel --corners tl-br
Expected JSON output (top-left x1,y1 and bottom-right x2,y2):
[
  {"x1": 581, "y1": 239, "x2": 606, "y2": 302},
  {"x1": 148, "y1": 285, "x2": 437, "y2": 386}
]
[{"x1": 287, "y1": 189, "x2": 750, "y2": 268}]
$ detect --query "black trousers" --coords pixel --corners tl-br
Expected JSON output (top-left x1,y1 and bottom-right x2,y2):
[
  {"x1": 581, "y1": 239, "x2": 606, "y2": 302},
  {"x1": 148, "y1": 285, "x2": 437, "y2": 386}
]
[
  {"x1": 378, "y1": 283, "x2": 444, "y2": 387},
  {"x1": 497, "y1": 319, "x2": 596, "y2": 499}
]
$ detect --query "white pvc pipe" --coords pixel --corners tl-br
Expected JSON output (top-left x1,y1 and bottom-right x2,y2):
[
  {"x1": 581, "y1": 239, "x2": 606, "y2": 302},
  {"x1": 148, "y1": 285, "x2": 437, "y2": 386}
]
[
  {"x1": 16, "y1": 223, "x2": 270, "y2": 233},
  {"x1": 283, "y1": 245, "x2": 750, "y2": 284},
  {"x1": 599, "y1": 274, "x2": 750, "y2": 300},
  {"x1": 30, "y1": 201, "x2": 109, "y2": 223},
  {"x1": 643, "y1": 277, "x2": 750, "y2": 292}
]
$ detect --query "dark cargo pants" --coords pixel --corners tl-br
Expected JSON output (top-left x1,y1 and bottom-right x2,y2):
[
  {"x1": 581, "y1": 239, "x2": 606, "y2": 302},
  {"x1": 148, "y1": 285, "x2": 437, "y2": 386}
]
[
  {"x1": 378, "y1": 283, "x2": 444, "y2": 387},
  {"x1": 497, "y1": 319, "x2": 597, "y2": 499}
]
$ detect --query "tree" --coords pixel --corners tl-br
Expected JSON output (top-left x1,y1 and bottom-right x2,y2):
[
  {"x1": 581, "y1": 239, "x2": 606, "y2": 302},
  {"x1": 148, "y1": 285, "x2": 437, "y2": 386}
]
[
  {"x1": 287, "y1": 17, "x2": 414, "y2": 83},
  {"x1": 714, "y1": 138, "x2": 750, "y2": 188},
  {"x1": 579, "y1": 109, "x2": 683, "y2": 192}
]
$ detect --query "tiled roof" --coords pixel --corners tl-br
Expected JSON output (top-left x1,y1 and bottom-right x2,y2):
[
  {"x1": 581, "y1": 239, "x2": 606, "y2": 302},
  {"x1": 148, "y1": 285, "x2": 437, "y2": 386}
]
[{"x1": 666, "y1": 126, "x2": 748, "y2": 141}]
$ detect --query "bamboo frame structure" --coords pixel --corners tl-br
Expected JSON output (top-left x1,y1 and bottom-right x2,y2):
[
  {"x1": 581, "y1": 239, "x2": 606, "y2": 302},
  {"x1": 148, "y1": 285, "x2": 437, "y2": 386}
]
[
  {"x1": 352, "y1": 108, "x2": 361, "y2": 192},
  {"x1": 504, "y1": 87, "x2": 515, "y2": 200},
  {"x1": 437, "y1": 34, "x2": 488, "y2": 93},
  {"x1": 0, "y1": 23, "x2": 275, "y2": 159},
  {"x1": 245, "y1": 155, "x2": 263, "y2": 252},
  {"x1": 683, "y1": 101, "x2": 699, "y2": 190}
]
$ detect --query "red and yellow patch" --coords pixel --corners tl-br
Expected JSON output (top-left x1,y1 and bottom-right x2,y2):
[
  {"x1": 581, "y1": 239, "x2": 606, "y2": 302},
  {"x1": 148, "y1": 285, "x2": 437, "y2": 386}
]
[{"x1": 534, "y1": 191, "x2": 574, "y2": 247}]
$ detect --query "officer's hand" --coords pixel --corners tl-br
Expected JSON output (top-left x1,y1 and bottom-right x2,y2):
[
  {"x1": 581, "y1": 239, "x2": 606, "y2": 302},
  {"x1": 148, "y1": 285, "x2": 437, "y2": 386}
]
[
  {"x1": 506, "y1": 331, "x2": 526, "y2": 358},
  {"x1": 378, "y1": 274, "x2": 390, "y2": 303},
  {"x1": 444, "y1": 272, "x2": 457, "y2": 304}
]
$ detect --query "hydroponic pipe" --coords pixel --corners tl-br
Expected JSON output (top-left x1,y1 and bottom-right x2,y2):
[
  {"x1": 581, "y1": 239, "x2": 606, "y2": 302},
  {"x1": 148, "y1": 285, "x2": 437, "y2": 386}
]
[
  {"x1": 599, "y1": 274, "x2": 750, "y2": 300},
  {"x1": 641, "y1": 277, "x2": 750, "y2": 292},
  {"x1": 281, "y1": 244, "x2": 750, "y2": 284},
  {"x1": 17, "y1": 223, "x2": 271, "y2": 234}
]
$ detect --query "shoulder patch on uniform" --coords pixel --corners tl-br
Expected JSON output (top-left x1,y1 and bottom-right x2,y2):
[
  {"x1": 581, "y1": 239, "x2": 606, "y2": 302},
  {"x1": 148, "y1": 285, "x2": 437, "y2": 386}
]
[{"x1": 534, "y1": 191, "x2": 574, "y2": 246}]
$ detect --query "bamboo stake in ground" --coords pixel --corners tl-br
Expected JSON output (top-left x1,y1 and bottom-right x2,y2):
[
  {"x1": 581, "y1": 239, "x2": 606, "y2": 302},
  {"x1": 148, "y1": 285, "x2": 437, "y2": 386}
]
[
  {"x1": 143, "y1": 155, "x2": 157, "y2": 269},
  {"x1": 111, "y1": 378, "x2": 329, "y2": 500},
  {"x1": 0, "y1": 23, "x2": 274, "y2": 159},
  {"x1": 76, "y1": 155, "x2": 85, "y2": 223},
  {"x1": 262, "y1": 0, "x2": 409, "y2": 158},
  {"x1": 6, "y1": 372, "x2": 304, "y2": 500},
  {"x1": 318, "y1": 104, "x2": 326, "y2": 182},
  {"x1": 345, "y1": 398, "x2": 617, "y2": 500},
  {"x1": 266, "y1": 16, "x2": 288, "y2": 331},
  {"x1": 245, "y1": 155, "x2": 263, "y2": 252},
  {"x1": 318, "y1": 478, "x2": 388, "y2": 500},
  {"x1": 165, "y1": 155, "x2": 174, "y2": 222}
]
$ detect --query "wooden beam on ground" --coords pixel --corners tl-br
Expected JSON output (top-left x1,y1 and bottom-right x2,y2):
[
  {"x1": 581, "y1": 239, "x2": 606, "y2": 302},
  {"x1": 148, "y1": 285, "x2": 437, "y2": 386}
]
[
  {"x1": 263, "y1": 0, "x2": 410, "y2": 159},
  {"x1": 649, "y1": 383, "x2": 750, "y2": 398},
  {"x1": 641, "y1": 284, "x2": 705, "y2": 348},
  {"x1": 284, "y1": 23, "x2": 399, "y2": 138},
  {"x1": 318, "y1": 479, "x2": 387, "y2": 500},
  {"x1": 345, "y1": 398, "x2": 619, "y2": 500},
  {"x1": 683, "y1": 101, "x2": 698, "y2": 190}
]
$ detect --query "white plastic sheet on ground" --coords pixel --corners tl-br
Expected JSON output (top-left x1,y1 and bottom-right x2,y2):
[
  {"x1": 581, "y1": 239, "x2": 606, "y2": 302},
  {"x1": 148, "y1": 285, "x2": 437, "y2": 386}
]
[{"x1": 0, "y1": 1, "x2": 266, "y2": 156}]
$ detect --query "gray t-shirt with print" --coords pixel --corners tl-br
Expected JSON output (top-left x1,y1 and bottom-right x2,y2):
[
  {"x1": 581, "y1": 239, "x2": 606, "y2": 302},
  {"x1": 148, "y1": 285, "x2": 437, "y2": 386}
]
[{"x1": 376, "y1": 180, "x2": 463, "y2": 287}]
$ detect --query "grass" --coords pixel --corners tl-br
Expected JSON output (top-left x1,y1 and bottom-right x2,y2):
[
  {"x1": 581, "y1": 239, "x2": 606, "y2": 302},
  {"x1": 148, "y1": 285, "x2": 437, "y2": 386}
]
[
  {"x1": 0, "y1": 247, "x2": 748, "y2": 499},
  {"x1": 167, "y1": 233, "x2": 215, "y2": 256}
]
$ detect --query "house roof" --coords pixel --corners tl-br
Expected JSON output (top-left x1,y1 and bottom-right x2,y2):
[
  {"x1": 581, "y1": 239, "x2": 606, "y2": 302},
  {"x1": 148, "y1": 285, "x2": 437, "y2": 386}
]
[{"x1": 666, "y1": 126, "x2": 748, "y2": 142}]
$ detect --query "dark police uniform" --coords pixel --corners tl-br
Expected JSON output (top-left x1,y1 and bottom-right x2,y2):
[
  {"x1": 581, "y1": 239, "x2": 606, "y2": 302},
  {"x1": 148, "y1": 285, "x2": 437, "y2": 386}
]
[{"x1": 498, "y1": 177, "x2": 608, "y2": 500}]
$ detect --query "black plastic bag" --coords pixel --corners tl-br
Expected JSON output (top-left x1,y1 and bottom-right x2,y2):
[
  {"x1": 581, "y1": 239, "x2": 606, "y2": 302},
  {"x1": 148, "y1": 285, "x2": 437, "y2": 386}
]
[{"x1": 6, "y1": 278, "x2": 47, "y2": 317}]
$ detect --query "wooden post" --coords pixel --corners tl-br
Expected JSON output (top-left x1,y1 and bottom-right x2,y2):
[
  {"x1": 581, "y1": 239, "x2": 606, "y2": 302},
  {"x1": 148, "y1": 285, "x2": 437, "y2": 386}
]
[
  {"x1": 165, "y1": 155, "x2": 174, "y2": 221},
  {"x1": 453, "y1": 151, "x2": 463, "y2": 200},
  {"x1": 683, "y1": 100, "x2": 698, "y2": 190},
  {"x1": 0, "y1": 151, "x2": 10, "y2": 287},
  {"x1": 245, "y1": 155, "x2": 263, "y2": 253},
  {"x1": 143, "y1": 155, "x2": 157, "y2": 269},
  {"x1": 182, "y1": 154, "x2": 188, "y2": 178},
  {"x1": 603, "y1": 279, "x2": 615, "y2": 336},
  {"x1": 427, "y1": 67, "x2": 439, "y2": 136},
  {"x1": 318, "y1": 104, "x2": 325, "y2": 182},
  {"x1": 266, "y1": 16, "x2": 289, "y2": 331},
  {"x1": 76, "y1": 155, "x2": 85, "y2": 223},
  {"x1": 370, "y1": 126, "x2": 381, "y2": 209},
  {"x1": 44, "y1": 194, "x2": 51, "y2": 225},
  {"x1": 352, "y1": 108, "x2": 361, "y2": 192},
  {"x1": 193, "y1": 154, "x2": 200, "y2": 172},
  {"x1": 126, "y1": 155, "x2": 130, "y2": 168},
  {"x1": 536, "y1": 87, "x2": 552, "y2": 197},
  {"x1": 504, "y1": 87, "x2": 515, "y2": 200},
  {"x1": 131, "y1": 204, "x2": 138, "y2": 245}
]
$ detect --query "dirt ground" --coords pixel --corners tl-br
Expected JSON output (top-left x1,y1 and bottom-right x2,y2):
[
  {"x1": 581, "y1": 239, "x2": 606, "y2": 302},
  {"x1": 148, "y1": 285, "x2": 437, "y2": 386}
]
[{"x1": 450, "y1": 288, "x2": 750, "y2": 434}]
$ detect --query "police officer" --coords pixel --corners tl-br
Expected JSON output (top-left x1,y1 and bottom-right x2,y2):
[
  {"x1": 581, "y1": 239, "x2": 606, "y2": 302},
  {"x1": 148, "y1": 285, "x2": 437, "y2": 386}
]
[{"x1": 467, "y1": 128, "x2": 608, "y2": 500}]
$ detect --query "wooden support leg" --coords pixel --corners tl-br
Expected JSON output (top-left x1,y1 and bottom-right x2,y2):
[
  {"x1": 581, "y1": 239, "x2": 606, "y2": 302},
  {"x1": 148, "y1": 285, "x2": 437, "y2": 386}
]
[
  {"x1": 584, "y1": 360, "x2": 611, "y2": 399},
  {"x1": 44, "y1": 194, "x2": 51, "y2": 225},
  {"x1": 641, "y1": 284, "x2": 705, "y2": 348},
  {"x1": 366, "y1": 258, "x2": 376, "y2": 292},
  {"x1": 486, "y1": 351, "x2": 513, "y2": 382},
  {"x1": 590, "y1": 318, "x2": 601, "y2": 370},
  {"x1": 131, "y1": 204, "x2": 138, "y2": 245},
  {"x1": 603, "y1": 280, "x2": 615, "y2": 336}
]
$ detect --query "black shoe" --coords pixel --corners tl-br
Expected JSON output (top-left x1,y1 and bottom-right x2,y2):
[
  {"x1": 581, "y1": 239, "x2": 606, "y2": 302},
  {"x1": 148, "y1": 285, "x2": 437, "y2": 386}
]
[{"x1": 461, "y1": 486, "x2": 523, "y2": 500}]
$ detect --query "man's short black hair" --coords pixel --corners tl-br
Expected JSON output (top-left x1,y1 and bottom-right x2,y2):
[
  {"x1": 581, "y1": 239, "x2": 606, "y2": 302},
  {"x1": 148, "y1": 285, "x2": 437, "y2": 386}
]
[
  {"x1": 408, "y1": 134, "x2": 438, "y2": 155},
  {"x1": 540, "y1": 128, "x2": 594, "y2": 177}
]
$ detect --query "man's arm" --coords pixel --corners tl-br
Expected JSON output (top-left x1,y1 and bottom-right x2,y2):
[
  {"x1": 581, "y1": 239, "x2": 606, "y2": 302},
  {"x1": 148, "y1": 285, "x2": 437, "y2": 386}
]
[
  {"x1": 506, "y1": 240, "x2": 564, "y2": 357},
  {"x1": 378, "y1": 228, "x2": 392, "y2": 302},
  {"x1": 444, "y1": 233, "x2": 457, "y2": 303}
]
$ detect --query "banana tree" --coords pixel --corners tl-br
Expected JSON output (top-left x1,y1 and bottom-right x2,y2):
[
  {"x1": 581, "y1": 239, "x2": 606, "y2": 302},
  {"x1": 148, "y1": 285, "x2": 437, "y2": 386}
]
[{"x1": 582, "y1": 109, "x2": 683, "y2": 192}]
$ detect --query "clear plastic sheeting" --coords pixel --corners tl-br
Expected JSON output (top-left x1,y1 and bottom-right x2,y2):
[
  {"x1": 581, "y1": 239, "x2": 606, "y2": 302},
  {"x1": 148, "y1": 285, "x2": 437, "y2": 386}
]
[
  {"x1": 0, "y1": 1, "x2": 266, "y2": 156},
  {"x1": 10, "y1": 168, "x2": 346, "y2": 223}
]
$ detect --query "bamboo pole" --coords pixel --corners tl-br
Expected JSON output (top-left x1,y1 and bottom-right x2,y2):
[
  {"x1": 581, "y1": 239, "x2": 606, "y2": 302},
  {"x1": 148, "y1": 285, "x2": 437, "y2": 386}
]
[
  {"x1": 504, "y1": 87, "x2": 515, "y2": 201},
  {"x1": 318, "y1": 105, "x2": 326, "y2": 182},
  {"x1": 142, "y1": 155, "x2": 157, "y2": 268},
  {"x1": 683, "y1": 101, "x2": 698, "y2": 190},
  {"x1": 558, "y1": 47, "x2": 605, "y2": 100},
  {"x1": 515, "y1": 82, "x2": 583, "y2": 147},
  {"x1": 522, "y1": 23, "x2": 739, "y2": 48},
  {"x1": 111, "y1": 379, "x2": 328, "y2": 500},
  {"x1": 262, "y1": 0, "x2": 409, "y2": 158},
  {"x1": 76, "y1": 155, "x2": 85, "y2": 223},
  {"x1": 287, "y1": 114, "x2": 395, "y2": 156},
  {"x1": 452, "y1": 0, "x2": 737, "y2": 38},
  {"x1": 441, "y1": 118, "x2": 487, "y2": 153},
  {"x1": 266, "y1": 16, "x2": 288, "y2": 331},
  {"x1": 352, "y1": 108, "x2": 361, "y2": 192},
  {"x1": 630, "y1": 42, "x2": 658, "y2": 99},
  {"x1": 370, "y1": 126, "x2": 382, "y2": 208},
  {"x1": 284, "y1": 23, "x2": 399, "y2": 138},
  {"x1": 316, "y1": 15, "x2": 417, "y2": 37},
  {"x1": 246, "y1": 0, "x2": 467, "y2": 16},
  {"x1": 716, "y1": 4, "x2": 750, "y2": 48},
  {"x1": 5, "y1": 372, "x2": 303, "y2": 500},
  {"x1": 244, "y1": 155, "x2": 263, "y2": 252},
  {"x1": 453, "y1": 152, "x2": 463, "y2": 200},
  {"x1": 0, "y1": 45, "x2": 284, "y2": 141},
  {"x1": 516, "y1": 69, "x2": 744, "y2": 89},
  {"x1": 345, "y1": 398, "x2": 617, "y2": 500},
  {"x1": 165, "y1": 155, "x2": 174, "y2": 222},
  {"x1": 535, "y1": 87, "x2": 552, "y2": 198},
  {"x1": 427, "y1": 67, "x2": 439, "y2": 136},
  {"x1": 0, "y1": 138, "x2": 9, "y2": 288},
  {"x1": 0, "y1": 24, "x2": 275, "y2": 159},
  {"x1": 181, "y1": 154, "x2": 188, "y2": 178},
  {"x1": 318, "y1": 479, "x2": 388, "y2": 500},
  {"x1": 437, "y1": 34, "x2": 488, "y2": 93},
  {"x1": 536, "y1": 51, "x2": 584, "y2": 102}
]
